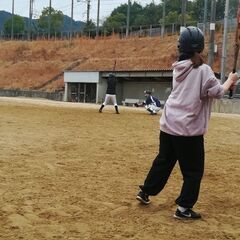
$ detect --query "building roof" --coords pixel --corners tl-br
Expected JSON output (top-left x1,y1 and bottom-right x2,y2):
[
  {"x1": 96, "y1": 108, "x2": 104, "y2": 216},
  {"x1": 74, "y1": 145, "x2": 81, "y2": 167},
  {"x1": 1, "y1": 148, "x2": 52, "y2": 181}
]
[{"x1": 71, "y1": 57, "x2": 174, "y2": 72}]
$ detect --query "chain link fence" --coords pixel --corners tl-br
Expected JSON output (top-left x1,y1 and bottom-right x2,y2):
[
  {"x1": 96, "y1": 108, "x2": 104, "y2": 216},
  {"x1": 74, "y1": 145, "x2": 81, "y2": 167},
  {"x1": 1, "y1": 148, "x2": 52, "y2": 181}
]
[{"x1": 0, "y1": 19, "x2": 237, "y2": 41}]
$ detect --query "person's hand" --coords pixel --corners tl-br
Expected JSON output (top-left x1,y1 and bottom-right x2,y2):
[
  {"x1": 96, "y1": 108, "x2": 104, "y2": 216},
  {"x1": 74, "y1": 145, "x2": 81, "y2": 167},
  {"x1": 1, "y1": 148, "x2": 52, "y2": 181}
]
[
  {"x1": 229, "y1": 72, "x2": 239, "y2": 88},
  {"x1": 223, "y1": 72, "x2": 239, "y2": 93}
]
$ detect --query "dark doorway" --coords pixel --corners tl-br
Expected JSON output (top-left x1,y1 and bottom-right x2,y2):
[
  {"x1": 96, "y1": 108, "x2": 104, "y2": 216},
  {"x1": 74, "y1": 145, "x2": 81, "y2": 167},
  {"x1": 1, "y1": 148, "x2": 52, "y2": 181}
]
[{"x1": 70, "y1": 83, "x2": 96, "y2": 103}]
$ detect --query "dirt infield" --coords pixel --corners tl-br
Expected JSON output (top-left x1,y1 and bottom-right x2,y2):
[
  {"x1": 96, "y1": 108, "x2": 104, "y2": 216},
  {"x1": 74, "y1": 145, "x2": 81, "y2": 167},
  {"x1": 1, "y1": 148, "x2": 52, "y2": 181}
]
[{"x1": 0, "y1": 97, "x2": 239, "y2": 240}]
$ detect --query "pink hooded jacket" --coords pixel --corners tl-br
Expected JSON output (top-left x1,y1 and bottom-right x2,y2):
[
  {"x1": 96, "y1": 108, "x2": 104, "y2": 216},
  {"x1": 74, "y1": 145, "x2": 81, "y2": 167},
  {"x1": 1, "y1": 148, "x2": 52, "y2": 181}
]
[{"x1": 160, "y1": 60, "x2": 224, "y2": 136}]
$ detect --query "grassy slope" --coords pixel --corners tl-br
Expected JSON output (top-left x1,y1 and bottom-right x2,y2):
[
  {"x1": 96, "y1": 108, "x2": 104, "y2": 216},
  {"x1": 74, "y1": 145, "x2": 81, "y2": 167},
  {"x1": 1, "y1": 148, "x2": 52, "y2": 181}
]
[{"x1": 0, "y1": 32, "x2": 235, "y2": 92}]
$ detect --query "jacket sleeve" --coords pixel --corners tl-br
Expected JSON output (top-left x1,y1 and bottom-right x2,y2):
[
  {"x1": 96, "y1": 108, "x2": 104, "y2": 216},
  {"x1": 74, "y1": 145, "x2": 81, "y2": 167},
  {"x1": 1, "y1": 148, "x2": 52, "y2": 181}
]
[{"x1": 201, "y1": 66, "x2": 224, "y2": 99}]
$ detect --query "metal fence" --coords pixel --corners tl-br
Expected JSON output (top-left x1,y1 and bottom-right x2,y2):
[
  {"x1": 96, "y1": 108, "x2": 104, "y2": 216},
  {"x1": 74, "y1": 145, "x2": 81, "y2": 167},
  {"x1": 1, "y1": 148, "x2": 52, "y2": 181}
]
[{"x1": 0, "y1": 19, "x2": 237, "y2": 41}]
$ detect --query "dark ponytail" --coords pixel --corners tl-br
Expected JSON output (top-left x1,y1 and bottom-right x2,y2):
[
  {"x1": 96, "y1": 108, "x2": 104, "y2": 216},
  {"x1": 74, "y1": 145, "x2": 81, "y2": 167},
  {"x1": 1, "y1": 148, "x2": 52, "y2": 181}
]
[
  {"x1": 191, "y1": 52, "x2": 204, "y2": 68},
  {"x1": 178, "y1": 52, "x2": 194, "y2": 61},
  {"x1": 178, "y1": 52, "x2": 204, "y2": 68}
]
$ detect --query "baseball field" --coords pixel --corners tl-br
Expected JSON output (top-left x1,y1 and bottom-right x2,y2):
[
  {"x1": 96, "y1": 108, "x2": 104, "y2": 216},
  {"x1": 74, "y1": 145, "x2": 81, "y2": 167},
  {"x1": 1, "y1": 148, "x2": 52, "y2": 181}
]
[{"x1": 0, "y1": 97, "x2": 239, "y2": 240}]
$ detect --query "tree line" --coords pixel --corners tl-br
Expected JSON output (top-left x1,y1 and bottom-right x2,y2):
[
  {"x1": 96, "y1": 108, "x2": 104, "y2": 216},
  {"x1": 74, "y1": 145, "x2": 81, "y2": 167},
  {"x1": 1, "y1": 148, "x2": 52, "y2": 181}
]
[
  {"x1": 3, "y1": 0, "x2": 239, "y2": 38},
  {"x1": 102, "y1": 0, "x2": 238, "y2": 31}
]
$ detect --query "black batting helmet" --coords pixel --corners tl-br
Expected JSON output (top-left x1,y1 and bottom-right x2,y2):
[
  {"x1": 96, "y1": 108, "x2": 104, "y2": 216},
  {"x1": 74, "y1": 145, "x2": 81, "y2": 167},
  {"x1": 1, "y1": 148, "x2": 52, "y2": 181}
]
[
  {"x1": 144, "y1": 90, "x2": 151, "y2": 96},
  {"x1": 178, "y1": 27, "x2": 204, "y2": 54}
]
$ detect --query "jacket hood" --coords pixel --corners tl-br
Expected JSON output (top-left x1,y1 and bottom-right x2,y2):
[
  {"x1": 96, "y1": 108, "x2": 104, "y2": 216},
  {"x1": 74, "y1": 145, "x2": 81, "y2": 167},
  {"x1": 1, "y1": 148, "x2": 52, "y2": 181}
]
[{"x1": 172, "y1": 60, "x2": 193, "y2": 82}]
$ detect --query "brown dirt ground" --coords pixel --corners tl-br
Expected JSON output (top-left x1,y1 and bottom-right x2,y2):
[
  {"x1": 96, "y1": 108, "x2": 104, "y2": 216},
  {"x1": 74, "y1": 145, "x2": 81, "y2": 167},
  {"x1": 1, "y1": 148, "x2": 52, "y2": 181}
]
[{"x1": 0, "y1": 97, "x2": 239, "y2": 240}]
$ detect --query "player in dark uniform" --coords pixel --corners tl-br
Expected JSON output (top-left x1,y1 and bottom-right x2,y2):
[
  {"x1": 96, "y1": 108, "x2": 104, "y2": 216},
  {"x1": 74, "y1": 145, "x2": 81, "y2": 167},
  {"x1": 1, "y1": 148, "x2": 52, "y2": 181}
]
[
  {"x1": 135, "y1": 90, "x2": 161, "y2": 115},
  {"x1": 99, "y1": 73, "x2": 119, "y2": 114}
]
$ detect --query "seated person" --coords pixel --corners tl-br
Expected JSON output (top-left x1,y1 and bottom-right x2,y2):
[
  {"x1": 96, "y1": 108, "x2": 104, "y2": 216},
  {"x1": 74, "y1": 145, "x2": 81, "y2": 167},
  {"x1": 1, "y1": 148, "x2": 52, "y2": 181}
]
[{"x1": 135, "y1": 90, "x2": 161, "y2": 115}]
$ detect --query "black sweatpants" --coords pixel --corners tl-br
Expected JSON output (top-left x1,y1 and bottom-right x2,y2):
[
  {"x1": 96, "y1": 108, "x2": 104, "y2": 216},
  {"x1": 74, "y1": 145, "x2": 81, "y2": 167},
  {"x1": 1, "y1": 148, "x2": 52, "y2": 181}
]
[{"x1": 140, "y1": 131, "x2": 204, "y2": 208}]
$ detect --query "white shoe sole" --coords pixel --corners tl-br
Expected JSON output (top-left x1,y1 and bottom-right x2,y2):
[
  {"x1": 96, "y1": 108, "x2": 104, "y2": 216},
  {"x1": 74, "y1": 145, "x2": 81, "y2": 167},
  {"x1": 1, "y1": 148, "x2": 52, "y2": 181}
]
[
  {"x1": 173, "y1": 213, "x2": 200, "y2": 220},
  {"x1": 136, "y1": 196, "x2": 151, "y2": 205}
]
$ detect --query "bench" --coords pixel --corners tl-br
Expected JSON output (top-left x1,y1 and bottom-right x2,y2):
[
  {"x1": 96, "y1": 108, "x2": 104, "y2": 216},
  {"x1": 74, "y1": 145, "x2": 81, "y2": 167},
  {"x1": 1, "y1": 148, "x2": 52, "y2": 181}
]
[{"x1": 122, "y1": 98, "x2": 144, "y2": 106}]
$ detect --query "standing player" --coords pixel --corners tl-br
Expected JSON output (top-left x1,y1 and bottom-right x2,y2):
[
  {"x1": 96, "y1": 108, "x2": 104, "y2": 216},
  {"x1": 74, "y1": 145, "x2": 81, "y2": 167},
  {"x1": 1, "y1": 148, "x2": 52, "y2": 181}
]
[
  {"x1": 99, "y1": 73, "x2": 119, "y2": 114},
  {"x1": 135, "y1": 90, "x2": 161, "y2": 115},
  {"x1": 136, "y1": 27, "x2": 239, "y2": 220}
]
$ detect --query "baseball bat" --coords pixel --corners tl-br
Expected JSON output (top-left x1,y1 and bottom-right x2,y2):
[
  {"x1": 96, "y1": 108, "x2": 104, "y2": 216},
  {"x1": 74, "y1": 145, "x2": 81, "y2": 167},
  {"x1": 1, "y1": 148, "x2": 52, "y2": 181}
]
[
  {"x1": 113, "y1": 60, "x2": 117, "y2": 72},
  {"x1": 229, "y1": 2, "x2": 240, "y2": 98}
]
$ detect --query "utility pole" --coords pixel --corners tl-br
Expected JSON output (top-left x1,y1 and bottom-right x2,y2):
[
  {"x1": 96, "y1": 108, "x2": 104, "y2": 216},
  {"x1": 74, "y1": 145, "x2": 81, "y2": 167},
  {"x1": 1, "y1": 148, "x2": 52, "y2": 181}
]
[
  {"x1": 208, "y1": 0, "x2": 216, "y2": 67},
  {"x1": 48, "y1": 0, "x2": 52, "y2": 40},
  {"x1": 203, "y1": 0, "x2": 208, "y2": 34},
  {"x1": 126, "y1": 0, "x2": 131, "y2": 37},
  {"x1": 28, "y1": 0, "x2": 33, "y2": 41},
  {"x1": 96, "y1": 0, "x2": 100, "y2": 37},
  {"x1": 220, "y1": 0, "x2": 230, "y2": 83},
  {"x1": 11, "y1": 0, "x2": 15, "y2": 40},
  {"x1": 181, "y1": 0, "x2": 187, "y2": 32},
  {"x1": 70, "y1": 0, "x2": 74, "y2": 42},
  {"x1": 87, "y1": 0, "x2": 91, "y2": 23},
  {"x1": 161, "y1": 0, "x2": 166, "y2": 37},
  {"x1": 77, "y1": 0, "x2": 81, "y2": 33}
]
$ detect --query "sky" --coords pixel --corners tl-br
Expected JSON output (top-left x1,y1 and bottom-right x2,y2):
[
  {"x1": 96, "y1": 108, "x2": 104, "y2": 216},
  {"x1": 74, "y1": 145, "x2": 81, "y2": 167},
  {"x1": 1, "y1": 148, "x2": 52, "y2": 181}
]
[{"x1": 0, "y1": 0, "x2": 156, "y2": 23}]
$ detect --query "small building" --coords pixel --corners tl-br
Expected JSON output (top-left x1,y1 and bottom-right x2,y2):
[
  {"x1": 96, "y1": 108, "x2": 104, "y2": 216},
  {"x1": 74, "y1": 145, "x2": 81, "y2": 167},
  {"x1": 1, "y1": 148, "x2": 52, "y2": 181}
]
[{"x1": 63, "y1": 69, "x2": 173, "y2": 105}]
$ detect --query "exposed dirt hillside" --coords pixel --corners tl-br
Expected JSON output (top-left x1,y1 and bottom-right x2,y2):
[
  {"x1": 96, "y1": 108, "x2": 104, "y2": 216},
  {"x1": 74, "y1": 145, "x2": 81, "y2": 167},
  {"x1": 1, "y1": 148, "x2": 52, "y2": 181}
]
[{"x1": 0, "y1": 32, "x2": 235, "y2": 92}]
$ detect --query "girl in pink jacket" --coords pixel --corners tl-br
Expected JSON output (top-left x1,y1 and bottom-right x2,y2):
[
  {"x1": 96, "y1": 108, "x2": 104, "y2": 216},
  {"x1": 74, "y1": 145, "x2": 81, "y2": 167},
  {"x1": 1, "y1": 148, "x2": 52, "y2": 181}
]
[{"x1": 136, "y1": 27, "x2": 239, "y2": 220}]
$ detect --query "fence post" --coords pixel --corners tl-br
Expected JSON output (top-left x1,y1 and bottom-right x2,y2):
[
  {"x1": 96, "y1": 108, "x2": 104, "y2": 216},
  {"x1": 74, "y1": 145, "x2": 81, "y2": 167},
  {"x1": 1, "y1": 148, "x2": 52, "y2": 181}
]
[
  {"x1": 171, "y1": 24, "x2": 174, "y2": 35},
  {"x1": 149, "y1": 25, "x2": 152, "y2": 37}
]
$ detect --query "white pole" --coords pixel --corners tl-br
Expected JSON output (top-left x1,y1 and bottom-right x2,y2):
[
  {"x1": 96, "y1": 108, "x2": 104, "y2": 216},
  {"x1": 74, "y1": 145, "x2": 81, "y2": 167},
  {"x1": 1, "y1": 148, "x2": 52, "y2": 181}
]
[
  {"x1": 203, "y1": 0, "x2": 208, "y2": 34},
  {"x1": 70, "y1": 0, "x2": 74, "y2": 42},
  {"x1": 11, "y1": 0, "x2": 14, "y2": 40},
  {"x1": 96, "y1": 0, "x2": 100, "y2": 37},
  {"x1": 161, "y1": 0, "x2": 166, "y2": 37},
  {"x1": 220, "y1": 0, "x2": 230, "y2": 83},
  {"x1": 126, "y1": 0, "x2": 130, "y2": 37},
  {"x1": 208, "y1": 0, "x2": 216, "y2": 67}
]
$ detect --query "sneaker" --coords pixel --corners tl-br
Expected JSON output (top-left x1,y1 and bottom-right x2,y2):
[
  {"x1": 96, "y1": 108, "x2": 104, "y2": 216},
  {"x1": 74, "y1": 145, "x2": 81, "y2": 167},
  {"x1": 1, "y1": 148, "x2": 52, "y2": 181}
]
[
  {"x1": 136, "y1": 191, "x2": 150, "y2": 205},
  {"x1": 174, "y1": 208, "x2": 201, "y2": 220},
  {"x1": 99, "y1": 109, "x2": 102, "y2": 113}
]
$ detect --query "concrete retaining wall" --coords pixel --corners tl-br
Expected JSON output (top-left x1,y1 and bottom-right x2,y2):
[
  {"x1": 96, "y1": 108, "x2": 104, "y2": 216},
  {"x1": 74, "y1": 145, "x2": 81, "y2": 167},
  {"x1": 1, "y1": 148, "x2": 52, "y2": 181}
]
[
  {"x1": 0, "y1": 89, "x2": 239, "y2": 114},
  {"x1": 212, "y1": 98, "x2": 240, "y2": 114},
  {"x1": 0, "y1": 89, "x2": 64, "y2": 101}
]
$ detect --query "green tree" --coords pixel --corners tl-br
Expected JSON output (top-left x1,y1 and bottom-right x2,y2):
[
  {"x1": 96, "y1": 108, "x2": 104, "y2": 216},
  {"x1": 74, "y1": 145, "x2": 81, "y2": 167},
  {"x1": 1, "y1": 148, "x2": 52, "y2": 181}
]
[
  {"x1": 165, "y1": 0, "x2": 181, "y2": 15},
  {"x1": 4, "y1": 15, "x2": 25, "y2": 35},
  {"x1": 129, "y1": 2, "x2": 143, "y2": 25},
  {"x1": 134, "y1": 14, "x2": 147, "y2": 27},
  {"x1": 103, "y1": 13, "x2": 126, "y2": 31},
  {"x1": 141, "y1": 2, "x2": 162, "y2": 26},
  {"x1": 102, "y1": 0, "x2": 239, "y2": 33},
  {"x1": 103, "y1": 2, "x2": 143, "y2": 31},
  {"x1": 83, "y1": 20, "x2": 96, "y2": 36},
  {"x1": 191, "y1": 0, "x2": 238, "y2": 22},
  {"x1": 163, "y1": 11, "x2": 179, "y2": 25},
  {"x1": 38, "y1": 7, "x2": 64, "y2": 33}
]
